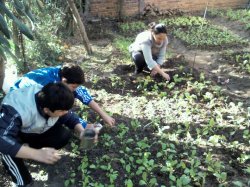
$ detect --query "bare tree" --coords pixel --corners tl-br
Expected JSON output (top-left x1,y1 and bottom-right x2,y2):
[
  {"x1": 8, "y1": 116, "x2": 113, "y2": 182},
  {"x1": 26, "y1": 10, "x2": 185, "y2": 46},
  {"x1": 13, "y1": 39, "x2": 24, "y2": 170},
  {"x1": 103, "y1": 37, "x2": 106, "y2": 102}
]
[{"x1": 67, "y1": 0, "x2": 92, "y2": 55}]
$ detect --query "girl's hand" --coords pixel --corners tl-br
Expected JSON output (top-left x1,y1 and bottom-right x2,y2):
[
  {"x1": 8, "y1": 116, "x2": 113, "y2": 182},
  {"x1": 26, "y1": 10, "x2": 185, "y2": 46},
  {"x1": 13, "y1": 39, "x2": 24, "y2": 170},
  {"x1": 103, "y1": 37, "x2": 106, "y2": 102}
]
[
  {"x1": 151, "y1": 69, "x2": 158, "y2": 76},
  {"x1": 163, "y1": 73, "x2": 170, "y2": 81}
]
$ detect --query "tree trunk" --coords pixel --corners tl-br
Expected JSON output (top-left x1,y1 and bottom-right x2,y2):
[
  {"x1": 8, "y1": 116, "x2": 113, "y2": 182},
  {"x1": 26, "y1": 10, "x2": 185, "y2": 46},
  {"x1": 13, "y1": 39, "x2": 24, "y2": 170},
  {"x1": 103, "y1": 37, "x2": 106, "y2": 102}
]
[
  {"x1": 0, "y1": 56, "x2": 5, "y2": 91},
  {"x1": 118, "y1": 0, "x2": 124, "y2": 21},
  {"x1": 67, "y1": 0, "x2": 92, "y2": 55}
]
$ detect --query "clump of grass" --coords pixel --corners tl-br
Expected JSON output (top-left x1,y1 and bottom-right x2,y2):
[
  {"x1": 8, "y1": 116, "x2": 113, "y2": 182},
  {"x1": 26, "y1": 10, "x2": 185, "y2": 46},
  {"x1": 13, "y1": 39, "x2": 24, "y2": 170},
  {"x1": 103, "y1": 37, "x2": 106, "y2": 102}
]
[
  {"x1": 160, "y1": 16, "x2": 248, "y2": 49},
  {"x1": 113, "y1": 36, "x2": 133, "y2": 61}
]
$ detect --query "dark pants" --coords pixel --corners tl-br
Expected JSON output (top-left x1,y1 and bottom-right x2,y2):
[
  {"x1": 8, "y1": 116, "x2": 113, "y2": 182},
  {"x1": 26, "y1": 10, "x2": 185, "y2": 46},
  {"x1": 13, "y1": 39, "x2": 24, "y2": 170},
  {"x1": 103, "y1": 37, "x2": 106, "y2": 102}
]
[
  {"x1": 131, "y1": 51, "x2": 157, "y2": 73},
  {"x1": 1, "y1": 121, "x2": 71, "y2": 186}
]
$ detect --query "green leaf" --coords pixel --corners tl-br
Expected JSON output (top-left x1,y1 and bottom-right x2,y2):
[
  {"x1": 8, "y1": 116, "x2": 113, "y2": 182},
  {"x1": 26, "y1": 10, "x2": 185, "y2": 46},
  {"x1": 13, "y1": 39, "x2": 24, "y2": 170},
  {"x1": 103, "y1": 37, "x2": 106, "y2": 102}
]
[
  {"x1": 0, "y1": 35, "x2": 10, "y2": 48},
  {"x1": 243, "y1": 167, "x2": 250, "y2": 174},
  {"x1": 70, "y1": 172, "x2": 76, "y2": 177},
  {"x1": 89, "y1": 164, "x2": 96, "y2": 169},
  {"x1": 0, "y1": 13, "x2": 10, "y2": 38},
  {"x1": 23, "y1": 0, "x2": 35, "y2": 22},
  {"x1": 0, "y1": 1, "x2": 16, "y2": 20},
  {"x1": 232, "y1": 181, "x2": 243, "y2": 187},
  {"x1": 149, "y1": 178, "x2": 157, "y2": 185},
  {"x1": 180, "y1": 175, "x2": 191, "y2": 185},
  {"x1": 157, "y1": 152, "x2": 163, "y2": 158},
  {"x1": 126, "y1": 165, "x2": 131, "y2": 172},
  {"x1": 139, "y1": 180, "x2": 146, "y2": 185},
  {"x1": 169, "y1": 174, "x2": 176, "y2": 181},
  {"x1": 0, "y1": 45, "x2": 7, "y2": 60},
  {"x1": 13, "y1": 18, "x2": 34, "y2": 40},
  {"x1": 64, "y1": 179, "x2": 70, "y2": 187},
  {"x1": 142, "y1": 172, "x2": 147, "y2": 181},
  {"x1": 1, "y1": 45, "x2": 18, "y2": 62},
  {"x1": 13, "y1": 0, "x2": 26, "y2": 16},
  {"x1": 209, "y1": 118, "x2": 215, "y2": 127},
  {"x1": 0, "y1": 1, "x2": 34, "y2": 40},
  {"x1": 126, "y1": 179, "x2": 133, "y2": 187}
]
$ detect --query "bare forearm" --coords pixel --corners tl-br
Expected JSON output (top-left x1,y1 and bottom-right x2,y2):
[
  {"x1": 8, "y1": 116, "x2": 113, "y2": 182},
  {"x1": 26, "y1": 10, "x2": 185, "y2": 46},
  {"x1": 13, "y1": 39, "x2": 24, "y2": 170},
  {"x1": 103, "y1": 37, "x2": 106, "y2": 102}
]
[
  {"x1": 16, "y1": 146, "x2": 40, "y2": 160},
  {"x1": 88, "y1": 100, "x2": 107, "y2": 118},
  {"x1": 88, "y1": 100, "x2": 115, "y2": 126},
  {"x1": 16, "y1": 146, "x2": 61, "y2": 164},
  {"x1": 153, "y1": 65, "x2": 164, "y2": 76},
  {"x1": 152, "y1": 65, "x2": 170, "y2": 81},
  {"x1": 74, "y1": 123, "x2": 85, "y2": 138}
]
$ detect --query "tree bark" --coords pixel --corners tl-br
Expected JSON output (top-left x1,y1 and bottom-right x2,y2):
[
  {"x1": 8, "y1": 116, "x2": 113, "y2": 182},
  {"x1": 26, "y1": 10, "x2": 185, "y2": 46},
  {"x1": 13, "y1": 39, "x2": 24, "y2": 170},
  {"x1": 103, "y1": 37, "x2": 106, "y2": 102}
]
[
  {"x1": 0, "y1": 56, "x2": 5, "y2": 91},
  {"x1": 118, "y1": 0, "x2": 124, "y2": 21},
  {"x1": 67, "y1": 0, "x2": 92, "y2": 55}
]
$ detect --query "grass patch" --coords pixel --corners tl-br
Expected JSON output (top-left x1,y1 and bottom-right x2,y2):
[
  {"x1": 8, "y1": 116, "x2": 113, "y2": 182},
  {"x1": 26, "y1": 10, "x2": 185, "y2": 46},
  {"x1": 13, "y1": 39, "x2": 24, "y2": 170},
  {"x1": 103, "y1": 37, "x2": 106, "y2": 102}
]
[
  {"x1": 160, "y1": 16, "x2": 248, "y2": 49},
  {"x1": 209, "y1": 9, "x2": 250, "y2": 30}
]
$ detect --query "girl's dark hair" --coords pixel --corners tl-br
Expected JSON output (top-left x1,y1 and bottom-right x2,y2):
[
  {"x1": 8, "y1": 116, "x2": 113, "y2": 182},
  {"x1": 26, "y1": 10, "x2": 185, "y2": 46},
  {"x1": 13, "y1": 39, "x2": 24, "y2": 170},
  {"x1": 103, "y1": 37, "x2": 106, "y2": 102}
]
[
  {"x1": 60, "y1": 63, "x2": 85, "y2": 84},
  {"x1": 37, "y1": 82, "x2": 74, "y2": 112},
  {"x1": 148, "y1": 22, "x2": 167, "y2": 35}
]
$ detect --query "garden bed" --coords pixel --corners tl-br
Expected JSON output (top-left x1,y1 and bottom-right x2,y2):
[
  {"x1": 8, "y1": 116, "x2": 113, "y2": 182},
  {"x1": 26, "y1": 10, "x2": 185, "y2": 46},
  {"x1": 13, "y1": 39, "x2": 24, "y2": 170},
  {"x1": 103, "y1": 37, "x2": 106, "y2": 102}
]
[{"x1": 0, "y1": 8, "x2": 250, "y2": 187}]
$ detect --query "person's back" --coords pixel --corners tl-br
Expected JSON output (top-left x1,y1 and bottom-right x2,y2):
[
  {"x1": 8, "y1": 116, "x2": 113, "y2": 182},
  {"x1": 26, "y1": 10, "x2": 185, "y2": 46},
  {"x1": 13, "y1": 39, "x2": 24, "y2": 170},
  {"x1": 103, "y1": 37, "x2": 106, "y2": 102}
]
[
  {"x1": 128, "y1": 23, "x2": 170, "y2": 81},
  {"x1": 11, "y1": 66, "x2": 61, "y2": 91}
]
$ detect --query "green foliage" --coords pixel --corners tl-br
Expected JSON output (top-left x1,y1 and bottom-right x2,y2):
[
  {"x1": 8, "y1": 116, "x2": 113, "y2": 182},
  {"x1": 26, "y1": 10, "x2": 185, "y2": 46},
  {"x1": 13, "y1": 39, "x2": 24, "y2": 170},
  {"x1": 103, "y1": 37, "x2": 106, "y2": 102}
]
[
  {"x1": 118, "y1": 21, "x2": 146, "y2": 34},
  {"x1": 160, "y1": 16, "x2": 248, "y2": 49},
  {"x1": 113, "y1": 36, "x2": 133, "y2": 61},
  {"x1": 173, "y1": 24, "x2": 247, "y2": 49},
  {"x1": 221, "y1": 51, "x2": 250, "y2": 74},
  {"x1": 160, "y1": 16, "x2": 208, "y2": 28},
  {"x1": 0, "y1": 0, "x2": 36, "y2": 62},
  {"x1": 209, "y1": 9, "x2": 250, "y2": 30},
  {"x1": 25, "y1": 3, "x2": 65, "y2": 67}
]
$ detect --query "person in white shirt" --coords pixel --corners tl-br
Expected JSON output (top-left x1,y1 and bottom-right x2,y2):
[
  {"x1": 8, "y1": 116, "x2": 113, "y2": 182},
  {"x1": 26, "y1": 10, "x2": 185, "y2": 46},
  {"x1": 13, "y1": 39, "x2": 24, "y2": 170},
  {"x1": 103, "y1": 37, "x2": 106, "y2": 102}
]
[{"x1": 129, "y1": 23, "x2": 170, "y2": 81}]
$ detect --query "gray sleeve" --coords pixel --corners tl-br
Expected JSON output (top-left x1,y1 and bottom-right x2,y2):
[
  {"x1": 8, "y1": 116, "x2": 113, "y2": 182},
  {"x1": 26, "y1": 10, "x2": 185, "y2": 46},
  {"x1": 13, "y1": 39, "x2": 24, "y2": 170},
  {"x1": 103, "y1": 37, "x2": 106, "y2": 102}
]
[
  {"x1": 141, "y1": 43, "x2": 157, "y2": 70},
  {"x1": 156, "y1": 39, "x2": 168, "y2": 65}
]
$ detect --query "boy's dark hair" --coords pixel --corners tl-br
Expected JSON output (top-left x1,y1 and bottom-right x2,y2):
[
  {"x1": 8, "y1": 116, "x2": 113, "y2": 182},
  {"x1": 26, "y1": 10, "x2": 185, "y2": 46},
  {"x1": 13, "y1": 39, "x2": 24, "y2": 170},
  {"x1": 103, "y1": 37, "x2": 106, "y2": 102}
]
[
  {"x1": 149, "y1": 22, "x2": 167, "y2": 35},
  {"x1": 60, "y1": 63, "x2": 85, "y2": 84},
  {"x1": 37, "y1": 82, "x2": 74, "y2": 112}
]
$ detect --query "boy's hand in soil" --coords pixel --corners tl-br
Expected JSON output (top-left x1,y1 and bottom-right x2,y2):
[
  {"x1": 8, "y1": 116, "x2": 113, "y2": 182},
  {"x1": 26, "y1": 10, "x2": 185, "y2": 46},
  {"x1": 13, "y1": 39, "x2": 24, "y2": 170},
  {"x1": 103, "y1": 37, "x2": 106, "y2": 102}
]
[
  {"x1": 102, "y1": 114, "x2": 115, "y2": 127},
  {"x1": 88, "y1": 101, "x2": 116, "y2": 127},
  {"x1": 38, "y1": 148, "x2": 62, "y2": 164}
]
